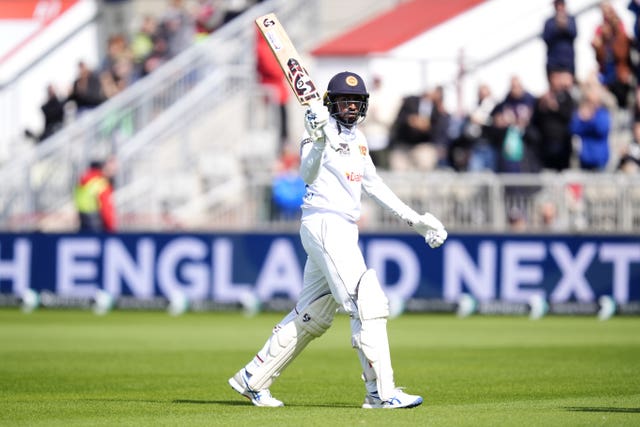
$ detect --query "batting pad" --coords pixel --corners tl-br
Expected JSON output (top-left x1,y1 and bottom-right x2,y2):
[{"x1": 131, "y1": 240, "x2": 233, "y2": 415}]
[
  {"x1": 247, "y1": 294, "x2": 338, "y2": 391},
  {"x1": 356, "y1": 269, "x2": 390, "y2": 320},
  {"x1": 352, "y1": 269, "x2": 396, "y2": 400}
]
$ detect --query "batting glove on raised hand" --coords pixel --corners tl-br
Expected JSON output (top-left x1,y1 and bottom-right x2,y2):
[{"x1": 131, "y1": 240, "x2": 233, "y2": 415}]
[
  {"x1": 304, "y1": 101, "x2": 330, "y2": 143},
  {"x1": 424, "y1": 228, "x2": 448, "y2": 248},
  {"x1": 412, "y1": 212, "x2": 448, "y2": 249}
]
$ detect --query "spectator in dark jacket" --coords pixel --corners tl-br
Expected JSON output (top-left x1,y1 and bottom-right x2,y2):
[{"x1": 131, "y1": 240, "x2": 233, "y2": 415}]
[
  {"x1": 543, "y1": 0, "x2": 577, "y2": 79},
  {"x1": 67, "y1": 61, "x2": 105, "y2": 114},
  {"x1": 528, "y1": 70, "x2": 576, "y2": 171},
  {"x1": 389, "y1": 86, "x2": 450, "y2": 171},
  {"x1": 488, "y1": 76, "x2": 540, "y2": 174},
  {"x1": 498, "y1": 76, "x2": 537, "y2": 129}
]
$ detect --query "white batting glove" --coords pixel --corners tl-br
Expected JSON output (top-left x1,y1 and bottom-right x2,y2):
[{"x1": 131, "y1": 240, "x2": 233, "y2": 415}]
[
  {"x1": 425, "y1": 228, "x2": 448, "y2": 248},
  {"x1": 304, "y1": 101, "x2": 329, "y2": 143},
  {"x1": 411, "y1": 212, "x2": 448, "y2": 249}
]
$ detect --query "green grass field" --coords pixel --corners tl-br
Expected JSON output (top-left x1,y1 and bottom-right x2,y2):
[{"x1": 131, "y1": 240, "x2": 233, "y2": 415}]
[{"x1": 0, "y1": 309, "x2": 638, "y2": 426}]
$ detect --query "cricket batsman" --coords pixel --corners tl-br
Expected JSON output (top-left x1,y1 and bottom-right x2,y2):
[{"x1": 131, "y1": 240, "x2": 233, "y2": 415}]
[{"x1": 229, "y1": 71, "x2": 448, "y2": 408}]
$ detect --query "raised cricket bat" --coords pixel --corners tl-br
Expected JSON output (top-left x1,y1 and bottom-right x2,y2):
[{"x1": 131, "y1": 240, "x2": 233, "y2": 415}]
[{"x1": 255, "y1": 13, "x2": 322, "y2": 106}]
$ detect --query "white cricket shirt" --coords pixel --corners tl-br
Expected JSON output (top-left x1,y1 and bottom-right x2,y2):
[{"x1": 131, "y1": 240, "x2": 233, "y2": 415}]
[{"x1": 299, "y1": 118, "x2": 416, "y2": 225}]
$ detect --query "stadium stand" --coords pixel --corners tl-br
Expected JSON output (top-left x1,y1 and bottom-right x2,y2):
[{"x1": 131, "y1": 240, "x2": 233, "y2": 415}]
[{"x1": 0, "y1": 0, "x2": 639, "y2": 233}]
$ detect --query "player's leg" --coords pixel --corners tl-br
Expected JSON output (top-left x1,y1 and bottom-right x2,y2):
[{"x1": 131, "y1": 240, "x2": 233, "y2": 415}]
[
  {"x1": 229, "y1": 260, "x2": 338, "y2": 407},
  {"x1": 352, "y1": 269, "x2": 423, "y2": 409},
  {"x1": 300, "y1": 216, "x2": 421, "y2": 408}
]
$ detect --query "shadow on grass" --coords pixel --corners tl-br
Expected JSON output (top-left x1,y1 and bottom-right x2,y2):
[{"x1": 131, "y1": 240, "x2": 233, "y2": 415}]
[
  {"x1": 76, "y1": 397, "x2": 359, "y2": 408},
  {"x1": 78, "y1": 398, "x2": 246, "y2": 406},
  {"x1": 565, "y1": 407, "x2": 640, "y2": 414},
  {"x1": 174, "y1": 399, "x2": 249, "y2": 406},
  {"x1": 173, "y1": 399, "x2": 358, "y2": 408}
]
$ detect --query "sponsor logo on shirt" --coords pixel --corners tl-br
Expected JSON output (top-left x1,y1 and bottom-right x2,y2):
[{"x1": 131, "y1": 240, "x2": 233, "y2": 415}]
[
  {"x1": 359, "y1": 145, "x2": 367, "y2": 156},
  {"x1": 345, "y1": 172, "x2": 363, "y2": 182}
]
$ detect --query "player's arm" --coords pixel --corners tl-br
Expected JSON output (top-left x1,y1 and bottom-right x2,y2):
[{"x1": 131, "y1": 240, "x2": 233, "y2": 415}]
[
  {"x1": 362, "y1": 159, "x2": 447, "y2": 248},
  {"x1": 299, "y1": 101, "x2": 329, "y2": 184}
]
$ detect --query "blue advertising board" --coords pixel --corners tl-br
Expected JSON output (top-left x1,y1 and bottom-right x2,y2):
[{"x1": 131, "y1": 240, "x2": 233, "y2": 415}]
[{"x1": 0, "y1": 232, "x2": 638, "y2": 305}]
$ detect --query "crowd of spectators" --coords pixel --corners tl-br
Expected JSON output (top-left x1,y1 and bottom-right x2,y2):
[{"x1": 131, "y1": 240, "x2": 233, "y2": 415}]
[
  {"x1": 362, "y1": 0, "x2": 640, "y2": 177},
  {"x1": 267, "y1": 0, "x2": 640, "y2": 223},
  {"x1": 25, "y1": 0, "x2": 640, "y2": 227},
  {"x1": 28, "y1": 0, "x2": 259, "y2": 143},
  {"x1": 39, "y1": 0, "x2": 640, "y2": 177}
]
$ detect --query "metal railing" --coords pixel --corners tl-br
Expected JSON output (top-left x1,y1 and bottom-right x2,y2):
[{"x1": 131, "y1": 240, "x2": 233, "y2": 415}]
[
  {"x1": 187, "y1": 170, "x2": 640, "y2": 234},
  {"x1": 369, "y1": 170, "x2": 640, "y2": 233},
  {"x1": 0, "y1": 0, "x2": 319, "y2": 231}
]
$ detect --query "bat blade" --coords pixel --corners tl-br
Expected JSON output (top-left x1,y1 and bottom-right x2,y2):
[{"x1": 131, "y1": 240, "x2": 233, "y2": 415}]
[{"x1": 255, "y1": 13, "x2": 321, "y2": 106}]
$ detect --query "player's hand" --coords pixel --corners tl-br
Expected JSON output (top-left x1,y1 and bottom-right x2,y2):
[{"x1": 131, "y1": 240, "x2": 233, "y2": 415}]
[
  {"x1": 424, "y1": 228, "x2": 448, "y2": 248},
  {"x1": 304, "y1": 101, "x2": 329, "y2": 142},
  {"x1": 411, "y1": 212, "x2": 448, "y2": 248}
]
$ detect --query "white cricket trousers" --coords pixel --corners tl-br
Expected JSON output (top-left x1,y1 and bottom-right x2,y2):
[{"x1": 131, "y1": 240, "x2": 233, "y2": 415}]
[
  {"x1": 296, "y1": 212, "x2": 387, "y2": 395},
  {"x1": 297, "y1": 212, "x2": 366, "y2": 316},
  {"x1": 250, "y1": 211, "x2": 387, "y2": 396}
]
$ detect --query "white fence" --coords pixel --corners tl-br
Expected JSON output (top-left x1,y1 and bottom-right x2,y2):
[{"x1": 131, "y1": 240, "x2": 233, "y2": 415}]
[{"x1": 109, "y1": 169, "x2": 640, "y2": 234}]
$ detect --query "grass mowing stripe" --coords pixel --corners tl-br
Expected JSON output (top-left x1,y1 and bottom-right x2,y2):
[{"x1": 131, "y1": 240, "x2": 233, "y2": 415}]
[{"x1": 0, "y1": 309, "x2": 638, "y2": 426}]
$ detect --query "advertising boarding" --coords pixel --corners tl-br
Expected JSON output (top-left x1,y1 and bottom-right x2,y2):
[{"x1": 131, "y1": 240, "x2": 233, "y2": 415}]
[{"x1": 0, "y1": 233, "x2": 638, "y2": 310}]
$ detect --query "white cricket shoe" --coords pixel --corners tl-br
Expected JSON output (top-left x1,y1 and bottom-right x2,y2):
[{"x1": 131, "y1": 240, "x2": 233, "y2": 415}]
[
  {"x1": 362, "y1": 389, "x2": 423, "y2": 409},
  {"x1": 228, "y1": 368, "x2": 284, "y2": 407}
]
